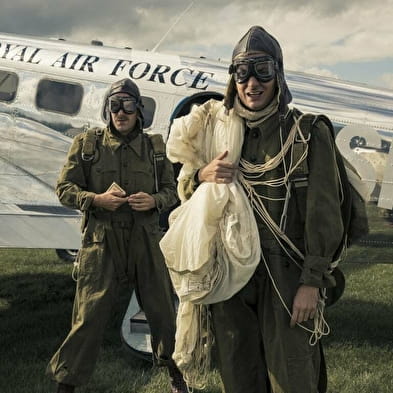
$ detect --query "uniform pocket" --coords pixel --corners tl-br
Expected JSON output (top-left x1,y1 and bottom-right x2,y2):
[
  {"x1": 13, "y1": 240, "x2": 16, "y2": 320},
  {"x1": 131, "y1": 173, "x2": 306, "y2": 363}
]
[
  {"x1": 132, "y1": 168, "x2": 154, "y2": 193},
  {"x1": 92, "y1": 164, "x2": 117, "y2": 192},
  {"x1": 82, "y1": 221, "x2": 105, "y2": 246},
  {"x1": 78, "y1": 222, "x2": 106, "y2": 279}
]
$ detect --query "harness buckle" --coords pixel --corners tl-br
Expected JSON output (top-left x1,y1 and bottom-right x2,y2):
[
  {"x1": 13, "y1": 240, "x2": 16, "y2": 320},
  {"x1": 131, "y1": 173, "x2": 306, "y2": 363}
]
[
  {"x1": 82, "y1": 152, "x2": 95, "y2": 161},
  {"x1": 291, "y1": 176, "x2": 309, "y2": 188}
]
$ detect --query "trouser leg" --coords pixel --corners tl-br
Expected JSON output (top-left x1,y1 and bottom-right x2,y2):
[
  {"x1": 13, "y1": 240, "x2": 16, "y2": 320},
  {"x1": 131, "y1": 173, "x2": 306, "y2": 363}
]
[
  {"x1": 132, "y1": 225, "x2": 176, "y2": 366},
  {"x1": 261, "y1": 255, "x2": 323, "y2": 393},
  {"x1": 211, "y1": 257, "x2": 325, "y2": 393},
  {"x1": 46, "y1": 244, "x2": 117, "y2": 387},
  {"x1": 210, "y1": 271, "x2": 271, "y2": 393}
]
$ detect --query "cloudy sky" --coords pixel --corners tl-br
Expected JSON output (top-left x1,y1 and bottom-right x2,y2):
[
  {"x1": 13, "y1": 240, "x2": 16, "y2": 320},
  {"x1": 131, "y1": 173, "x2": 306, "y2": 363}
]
[{"x1": 1, "y1": 0, "x2": 393, "y2": 89}]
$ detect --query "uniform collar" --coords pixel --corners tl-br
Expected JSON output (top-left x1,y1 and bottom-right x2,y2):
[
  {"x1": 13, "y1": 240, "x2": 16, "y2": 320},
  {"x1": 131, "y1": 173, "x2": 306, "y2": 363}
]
[{"x1": 104, "y1": 126, "x2": 144, "y2": 157}]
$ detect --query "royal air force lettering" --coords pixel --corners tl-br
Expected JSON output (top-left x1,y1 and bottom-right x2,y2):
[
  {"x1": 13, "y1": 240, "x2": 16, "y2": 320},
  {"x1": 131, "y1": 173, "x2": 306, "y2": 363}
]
[
  {"x1": 0, "y1": 43, "x2": 41, "y2": 64},
  {"x1": 0, "y1": 40, "x2": 214, "y2": 90},
  {"x1": 110, "y1": 59, "x2": 213, "y2": 90}
]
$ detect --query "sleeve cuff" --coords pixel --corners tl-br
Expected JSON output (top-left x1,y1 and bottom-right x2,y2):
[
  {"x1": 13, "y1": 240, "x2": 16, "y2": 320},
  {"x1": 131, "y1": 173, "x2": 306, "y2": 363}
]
[
  {"x1": 79, "y1": 192, "x2": 96, "y2": 211},
  {"x1": 152, "y1": 194, "x2": 164, "y2": 213},
  {"x1": 178, "y1": 168, "x2": 201, "y2": 201},
  {"x1": 193, "y1": 169, "x2": 201, "y2": 189},
  {"x1": 300, "y1": 255, "x2": 336, "y2": 288}
]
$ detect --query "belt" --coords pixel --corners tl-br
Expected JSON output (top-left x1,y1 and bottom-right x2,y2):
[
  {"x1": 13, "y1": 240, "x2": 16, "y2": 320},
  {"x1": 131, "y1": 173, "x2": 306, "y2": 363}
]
[{"x1": 92, "y1": 211, "x2": 134, "y2": 227}]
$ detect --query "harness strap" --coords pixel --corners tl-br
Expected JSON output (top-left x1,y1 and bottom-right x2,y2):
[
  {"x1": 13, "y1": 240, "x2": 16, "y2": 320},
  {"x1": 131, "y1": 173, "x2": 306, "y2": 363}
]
[
  {"x1": 146, "y1": 133, "x2": 166, "y2": 193},
  {"x1": 81, "y1": 127, "x2": 103, "y2": 181},
  {"x1": 287, "y1": 110, "x2": 316, "y2": 225},
  {"x1": 82, "y1": 127, "x2": 103, "y2": 161},
  {"x1": 289, "y1": 110, "x2": 314, "y2": 183}
]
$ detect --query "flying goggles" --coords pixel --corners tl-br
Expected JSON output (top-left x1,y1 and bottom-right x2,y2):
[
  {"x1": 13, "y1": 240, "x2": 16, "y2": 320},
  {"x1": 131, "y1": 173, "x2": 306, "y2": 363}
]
[
  {"x1": 229, "y1": 55, "x2": 276, "y2": 84},
  {"x1": 108, "y1": 96, "x2": 137, "y2": 114}
]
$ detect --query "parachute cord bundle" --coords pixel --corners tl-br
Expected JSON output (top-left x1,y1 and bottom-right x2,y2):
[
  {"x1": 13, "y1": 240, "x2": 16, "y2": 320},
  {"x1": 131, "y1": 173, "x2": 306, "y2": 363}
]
[
  {"x1": 178, "y1": 304, "x2": 214, "y2": 391},
  {"x1": 72, "y1": 260, "x2": 79, "y2": 282},
  {"x1": 239, "y1": 113, "x2": 309, "y2": 263},
  {"x1": 239, "y1": 113, "x2": 331, "y2": 343},
  {"x1": 261, "y1": 250, "x2": 330, "y2": 345}
]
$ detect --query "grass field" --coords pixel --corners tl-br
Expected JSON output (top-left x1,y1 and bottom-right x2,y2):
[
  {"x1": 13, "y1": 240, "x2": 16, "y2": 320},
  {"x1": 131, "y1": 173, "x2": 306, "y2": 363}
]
[{"x1": 0, "y1": 206, "x2": 392, "y2": 393}]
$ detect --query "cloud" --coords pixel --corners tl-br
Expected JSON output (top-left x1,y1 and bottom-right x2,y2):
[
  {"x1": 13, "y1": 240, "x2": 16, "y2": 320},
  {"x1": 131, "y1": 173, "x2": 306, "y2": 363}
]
[
  {"x1": 258, "y1": 2, "x2": 393, "y2": 69},
  {"x1": 0, "y1": 0, "x2": 392, "y2": 86}
]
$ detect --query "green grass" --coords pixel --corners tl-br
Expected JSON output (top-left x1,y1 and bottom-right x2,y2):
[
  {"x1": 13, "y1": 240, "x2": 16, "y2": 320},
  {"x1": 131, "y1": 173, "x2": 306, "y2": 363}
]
[
  {"x1": 0, "y1": 244, "x2": 392, "y2": 392},
  {"x1": 324, "y1": 260, "x2": 393, "y2": 393},
  {"x1": 0, "y1": 249, "x2": 223, "y2": 393}
]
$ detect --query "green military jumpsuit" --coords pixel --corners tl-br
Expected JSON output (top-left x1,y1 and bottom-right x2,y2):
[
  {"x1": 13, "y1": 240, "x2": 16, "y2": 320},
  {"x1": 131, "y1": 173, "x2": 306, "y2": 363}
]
[
  {"x1": 47, "y1": 125, "x2": 178, "y2": 387},
  {"x1": 181, "y1": 110, "x2": 343, "y2": 393}
]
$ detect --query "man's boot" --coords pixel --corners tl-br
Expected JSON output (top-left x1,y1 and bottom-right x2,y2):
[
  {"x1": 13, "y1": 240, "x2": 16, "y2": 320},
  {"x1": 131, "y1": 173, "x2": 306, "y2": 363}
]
[
  {"x1": 167, "y1": 364, "x2": 189, "y2": 393},
  {"x1": 56, "y1": 383, "x2": 75, "y2": 393}
]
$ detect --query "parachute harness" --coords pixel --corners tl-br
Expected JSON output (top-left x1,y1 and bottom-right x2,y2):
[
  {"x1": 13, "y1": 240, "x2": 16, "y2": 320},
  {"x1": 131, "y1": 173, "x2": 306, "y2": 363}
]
[{"x1": 238, "y1": 112, "x2": 330, "y2": 345}]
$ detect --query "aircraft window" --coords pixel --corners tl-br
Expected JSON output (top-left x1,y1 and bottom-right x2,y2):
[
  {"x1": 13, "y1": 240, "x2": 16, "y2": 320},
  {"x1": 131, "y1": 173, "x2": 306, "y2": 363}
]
[
  {"x1": 141, "y1": 96, "x2": 155, "y2": 128},
  {"x1": 0, "y1": 70, "x2": 18, "y2": 102},
  {"x1": 36, "y1": 79, "x2": 83, "y2": 115}
]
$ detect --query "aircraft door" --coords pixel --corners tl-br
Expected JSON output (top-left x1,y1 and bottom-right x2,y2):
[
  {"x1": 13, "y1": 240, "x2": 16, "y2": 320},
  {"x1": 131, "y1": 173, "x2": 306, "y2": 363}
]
[{"x1": 159, "y1": 91, "x2": 224, "y2": 230}]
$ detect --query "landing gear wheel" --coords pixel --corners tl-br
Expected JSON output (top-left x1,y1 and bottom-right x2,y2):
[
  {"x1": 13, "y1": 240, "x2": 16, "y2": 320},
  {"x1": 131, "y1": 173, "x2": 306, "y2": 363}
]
[{"x1": 56, "y1": 249, "x2": 78, "y2": 263}]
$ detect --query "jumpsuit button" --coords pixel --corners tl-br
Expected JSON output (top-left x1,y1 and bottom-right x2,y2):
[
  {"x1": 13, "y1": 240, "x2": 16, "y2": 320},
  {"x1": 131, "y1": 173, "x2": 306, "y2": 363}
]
[{"x1": 251, "y1": 129, "x2": 259, "y2": 138}]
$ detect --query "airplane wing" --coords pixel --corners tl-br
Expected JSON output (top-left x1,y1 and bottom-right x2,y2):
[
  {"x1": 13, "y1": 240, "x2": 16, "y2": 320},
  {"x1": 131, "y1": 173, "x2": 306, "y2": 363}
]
[{"x1": 0, "y1": 112, "x2": 81, "y2": 248}]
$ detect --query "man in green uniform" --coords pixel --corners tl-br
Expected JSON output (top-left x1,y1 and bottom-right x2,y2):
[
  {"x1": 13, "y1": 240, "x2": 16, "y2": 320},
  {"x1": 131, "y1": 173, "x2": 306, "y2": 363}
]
[
  {"x1": 47, "y1": 78, "x2": 188, "y2": 393},
  {"x1": 165, "y1": 26, "x2": 344, "y2": 392}
]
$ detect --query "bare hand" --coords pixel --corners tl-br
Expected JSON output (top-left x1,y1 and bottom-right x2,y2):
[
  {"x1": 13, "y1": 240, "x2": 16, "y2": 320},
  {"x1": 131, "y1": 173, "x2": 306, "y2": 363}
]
[
  {"x1": 290, "y1": 285, "x2": 319, "y2": 327},
  {"x1": 128, "y1": 192, "x2": 156, "y2": 211},
  {"x1": 92, "y1": 190, "x2": 127, "y2": 211},
  {"x1": 198, "y1": 151, "x2": 237, "y2": 184}
]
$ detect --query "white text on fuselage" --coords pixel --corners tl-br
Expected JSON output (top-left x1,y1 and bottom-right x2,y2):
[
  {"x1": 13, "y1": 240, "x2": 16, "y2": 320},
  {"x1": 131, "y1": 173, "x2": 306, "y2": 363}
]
[{"x1": 0, "y1": 43, "x2": 214, "y2": 90}]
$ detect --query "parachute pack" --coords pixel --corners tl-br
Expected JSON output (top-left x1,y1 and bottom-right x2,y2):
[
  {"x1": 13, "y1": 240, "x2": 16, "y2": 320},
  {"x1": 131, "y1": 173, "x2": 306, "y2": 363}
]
[
  {"x1": 290, "y1": 108, "x2": 369, "y2": 255},
  {"x1": 290, "y1": 109, "x2": 369, "y2": 305}
]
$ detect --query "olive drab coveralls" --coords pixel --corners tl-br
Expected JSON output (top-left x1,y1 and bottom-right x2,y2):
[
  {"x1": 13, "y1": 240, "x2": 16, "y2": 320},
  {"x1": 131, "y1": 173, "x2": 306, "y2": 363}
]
[
  {"x1": 181, "y1": 109, "x2": 343, "y2": 393},
  {"x1": 47, "y1": 126, "x2": 178, "y2": 387}
]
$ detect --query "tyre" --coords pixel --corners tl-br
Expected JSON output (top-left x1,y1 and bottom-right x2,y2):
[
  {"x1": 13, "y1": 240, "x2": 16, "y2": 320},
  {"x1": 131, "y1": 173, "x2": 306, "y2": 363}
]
[{"x1": 56, "y1": 249, "x2": 78, "y2": 263}]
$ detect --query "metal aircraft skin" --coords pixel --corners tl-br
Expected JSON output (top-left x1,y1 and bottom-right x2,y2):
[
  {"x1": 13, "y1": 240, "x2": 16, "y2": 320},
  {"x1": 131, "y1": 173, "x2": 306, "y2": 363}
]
[{"x1": 0, "y1": 31, "x2": 393, "y2": 251}]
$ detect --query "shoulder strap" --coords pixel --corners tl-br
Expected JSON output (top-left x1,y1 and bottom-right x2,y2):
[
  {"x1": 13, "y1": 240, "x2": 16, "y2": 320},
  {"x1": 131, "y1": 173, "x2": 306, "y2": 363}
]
[
  {"x1": 290, "y1": 109, "x2": 336, "y2": 183},
  {"x1": 288, "y1": 109, "x2": 340, "y2": 227},
  {"x1": 289, "y1": 109, "x2": 313, "y2": 185},
  {"x1": 148, "y1": 133, "x2": 166, "y2": 154},
  {"x1": 81, "y1": 127, "x2": 103, "y2": 180},
  {"x1": 146, "y1": 133, "x2": 166, "y2": 193}
]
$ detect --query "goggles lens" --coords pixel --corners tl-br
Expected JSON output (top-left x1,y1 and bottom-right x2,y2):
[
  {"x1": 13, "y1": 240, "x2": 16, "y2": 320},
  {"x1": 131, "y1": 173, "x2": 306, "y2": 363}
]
[
  {"x1": 109, "y1": 97, "x2": 137, "y2": 114},
  {"x1": 232, "y1": 56, "x2": 276, "y2": 84}
]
